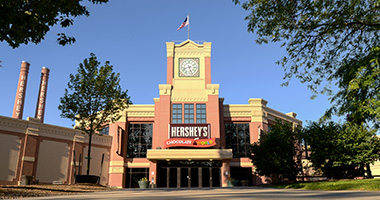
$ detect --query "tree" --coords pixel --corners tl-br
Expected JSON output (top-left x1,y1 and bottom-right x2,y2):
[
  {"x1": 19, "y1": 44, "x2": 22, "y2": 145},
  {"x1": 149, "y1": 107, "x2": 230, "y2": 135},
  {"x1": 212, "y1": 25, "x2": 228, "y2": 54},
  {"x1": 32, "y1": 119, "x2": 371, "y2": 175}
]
[
  {"x1": 58, "y1": 53, "x2": 131, "y2": 175},
  {"x1": 250, "y1": 121, "x2": 302, "y2": 183},
  {"x1": 304, "y1": 121, "x2": 380, "y2": 179},
  {"x1": 233, "y1": 0, "x2": 380, "y2": 126},
  {"x1": 0, "y1": 0, "x2": 108, "y2": 48},
  {"x1": 326, "y1": 47, "x2": 380, "y2": 127}
]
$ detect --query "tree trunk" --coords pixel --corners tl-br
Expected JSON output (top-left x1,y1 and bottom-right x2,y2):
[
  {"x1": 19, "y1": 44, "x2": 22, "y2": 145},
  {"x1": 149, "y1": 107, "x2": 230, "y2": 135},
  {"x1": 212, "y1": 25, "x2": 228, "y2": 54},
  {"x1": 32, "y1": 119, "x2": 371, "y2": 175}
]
[
  {"x1": 366, "y1": 163, "x2": 373, "y2": 178},
  {"x1": 86, "y1": 132, "x2": 93, "y2": 176}
]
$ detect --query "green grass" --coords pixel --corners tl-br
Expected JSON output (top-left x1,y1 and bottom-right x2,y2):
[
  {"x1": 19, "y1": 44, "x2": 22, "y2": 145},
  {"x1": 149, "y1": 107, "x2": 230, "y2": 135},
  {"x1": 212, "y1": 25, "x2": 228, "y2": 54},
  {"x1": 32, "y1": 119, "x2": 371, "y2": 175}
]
[{"x1": 271, "y1": 179, "x2": 380, "y2": 191}]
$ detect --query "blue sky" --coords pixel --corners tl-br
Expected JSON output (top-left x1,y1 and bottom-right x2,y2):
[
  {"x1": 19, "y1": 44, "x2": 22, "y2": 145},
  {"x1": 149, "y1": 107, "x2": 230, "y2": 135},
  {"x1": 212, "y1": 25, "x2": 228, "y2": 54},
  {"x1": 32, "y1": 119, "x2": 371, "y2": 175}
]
[{"x1": 0, "y1": 1, "x2": 334, "y2": 128}]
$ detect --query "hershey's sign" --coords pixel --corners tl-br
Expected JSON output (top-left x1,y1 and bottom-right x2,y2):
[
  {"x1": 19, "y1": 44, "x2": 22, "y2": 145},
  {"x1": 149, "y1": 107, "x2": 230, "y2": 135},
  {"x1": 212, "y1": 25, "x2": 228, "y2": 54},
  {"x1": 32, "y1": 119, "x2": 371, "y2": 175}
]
[{"x1": 169, "y1": 124, "x2": 210, "y2": 139}]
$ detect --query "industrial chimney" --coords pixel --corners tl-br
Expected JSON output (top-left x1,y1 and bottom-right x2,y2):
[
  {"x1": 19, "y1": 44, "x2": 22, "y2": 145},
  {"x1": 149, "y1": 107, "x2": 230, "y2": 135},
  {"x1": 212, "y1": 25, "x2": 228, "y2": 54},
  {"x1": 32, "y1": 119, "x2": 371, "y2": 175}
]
[
  {"x1": 12, "y1": 61, "x2": 30, "y2": 119},
  {"x1": 35, "y1": 67, "x2": 50, "y2": 123}
]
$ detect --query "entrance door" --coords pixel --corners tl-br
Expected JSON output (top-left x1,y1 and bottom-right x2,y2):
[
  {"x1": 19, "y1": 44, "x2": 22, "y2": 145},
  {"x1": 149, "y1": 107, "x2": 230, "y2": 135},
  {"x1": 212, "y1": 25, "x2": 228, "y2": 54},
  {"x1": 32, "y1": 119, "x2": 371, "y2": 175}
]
[
  {"x1": 157, "y1": 160, "x2": 221, "y2": 188},
  {"x1": 191, "y1": 167, "x2": 199, "y2": 187},
  {"x1": 201, "y1": 167, "x2": 210, "y2": 187},
  {"x1": 180, "y1": 168, "x2": 189, "y2": 187},
  {"x1": 168, "y1": 167, "x2": 177, "y2": 188}
]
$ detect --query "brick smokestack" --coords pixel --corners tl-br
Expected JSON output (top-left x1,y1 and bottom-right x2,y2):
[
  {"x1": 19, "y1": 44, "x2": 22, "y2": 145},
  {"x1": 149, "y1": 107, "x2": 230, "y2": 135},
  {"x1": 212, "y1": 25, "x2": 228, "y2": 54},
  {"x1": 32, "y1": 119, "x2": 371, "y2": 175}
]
[
  {"x1": 35, "y1": 67, "x2": 50, "y2": 123},
  {"x1": 12, "y1": 61, "x2": 30, "y2": 119}
]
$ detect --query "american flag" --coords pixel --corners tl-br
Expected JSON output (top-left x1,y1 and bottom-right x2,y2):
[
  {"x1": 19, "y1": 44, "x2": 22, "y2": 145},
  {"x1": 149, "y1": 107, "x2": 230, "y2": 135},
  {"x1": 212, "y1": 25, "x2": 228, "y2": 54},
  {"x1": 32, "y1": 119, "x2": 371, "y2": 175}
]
[{"x1": 177, "y1": 16, "x2": 189, "y2": 30}]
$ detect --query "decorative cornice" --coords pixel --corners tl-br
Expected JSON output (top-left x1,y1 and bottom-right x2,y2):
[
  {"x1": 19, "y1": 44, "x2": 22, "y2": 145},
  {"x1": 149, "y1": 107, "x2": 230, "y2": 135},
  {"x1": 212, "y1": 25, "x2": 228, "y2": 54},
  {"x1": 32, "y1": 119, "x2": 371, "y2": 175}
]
[
  {"x1": 224, "y1": 111, "x2": 251, "y2": 117},
  {"x1": 171, "y1": 97, "x2": 208, "y2": 102},
  {"x1": 173, "y1": 51, "x2": 204, "y2": 57},
  {"x1": 127, "y1": 117, "x2": 155, "y2": 122},
  {"x1": 83, "y1": 134, "x2": 112, "y2": 146},
  {"x1": 0, "y1": 116, "x2": 28, "y2": 133},
  {"x1": 248, "y1": 98, "x2": 268, "y2": 106},
  {"x1": 39, "y1": 127, "x2": 77, "y2": 141},
  {"x1": 125, "y1": 105, "x2": 155, "y2": 118},
  {"x1": 126, "y1": 111, "x2": 155, "y2": 117},
  {"x1": 166, "y1": 42, "x2": 175, "y2": 57},
  {"x1": 0, "y1": 115, "x2": 112, "y2": 147},
  {"x1": 159, "y1": 84, "x2": 172, "y2": 96},
  {"x1": 206, "y1": 84, "x2": 219, "y2": 95},
  {"x1": 265, "y1": 107, "x2": 302, "y2": 125}
]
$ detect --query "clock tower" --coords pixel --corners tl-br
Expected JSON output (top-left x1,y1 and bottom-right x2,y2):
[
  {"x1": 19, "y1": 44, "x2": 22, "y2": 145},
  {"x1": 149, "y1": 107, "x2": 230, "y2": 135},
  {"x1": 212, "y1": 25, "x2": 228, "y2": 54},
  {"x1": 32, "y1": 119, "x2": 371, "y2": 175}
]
[
  {"x1": 166, "y1": 40, "x2": 214, "y2": 99},
  {"x1": 153, "y1": 39, "x2": 223, "y2": 149}
]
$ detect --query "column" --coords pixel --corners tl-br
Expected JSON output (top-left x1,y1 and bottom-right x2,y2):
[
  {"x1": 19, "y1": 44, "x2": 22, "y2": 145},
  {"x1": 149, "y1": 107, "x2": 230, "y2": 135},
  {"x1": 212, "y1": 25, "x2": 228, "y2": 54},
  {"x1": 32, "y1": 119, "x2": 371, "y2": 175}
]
[
  {"x1": 221, "y1": 159, "x2": 230, "y2": 187},
  {"x1": 149, "y1": 161, "x2": 157, "y2": 187}
]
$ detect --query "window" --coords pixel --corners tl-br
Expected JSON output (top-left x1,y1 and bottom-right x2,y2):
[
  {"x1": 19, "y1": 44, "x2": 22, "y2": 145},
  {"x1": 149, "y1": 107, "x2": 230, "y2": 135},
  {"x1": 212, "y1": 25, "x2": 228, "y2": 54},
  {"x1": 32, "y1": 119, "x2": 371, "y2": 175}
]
[
  {"x1": 184, "y1": 104, "x2": 194, "y2": 123},
  {"x1": 172, "y1": 104, "x2": 182, "y2": 124},
  {"x1": 225, "y1": 123, "x2": 250, "y2": 158},
  {"x1": 172, "y1": 103, "x2": 206, "y2": 124},
  {"x1": 127, "y1": 124, "x2": 153, "y2": 158},
  {"x1": 99, "y1": 126, "x2": 109, "y2": 135},
  {"x1": 196, "y1": 104, "x2": 206, "y2": 123}
]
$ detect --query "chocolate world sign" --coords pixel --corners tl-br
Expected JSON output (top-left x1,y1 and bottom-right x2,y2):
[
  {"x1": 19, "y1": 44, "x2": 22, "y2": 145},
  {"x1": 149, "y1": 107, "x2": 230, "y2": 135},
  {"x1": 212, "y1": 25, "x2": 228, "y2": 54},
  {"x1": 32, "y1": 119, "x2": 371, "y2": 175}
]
[{"x1": 164, "y1": 124, "x2": 216, "y2": 148}]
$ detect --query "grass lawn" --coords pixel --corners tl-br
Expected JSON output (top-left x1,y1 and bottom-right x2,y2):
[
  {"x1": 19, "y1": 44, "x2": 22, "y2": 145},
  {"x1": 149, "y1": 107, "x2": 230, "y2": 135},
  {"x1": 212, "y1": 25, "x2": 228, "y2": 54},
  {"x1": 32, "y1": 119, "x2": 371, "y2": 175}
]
[{"x1": 272, "y1": 179, "x2": 380, "y2": 191}]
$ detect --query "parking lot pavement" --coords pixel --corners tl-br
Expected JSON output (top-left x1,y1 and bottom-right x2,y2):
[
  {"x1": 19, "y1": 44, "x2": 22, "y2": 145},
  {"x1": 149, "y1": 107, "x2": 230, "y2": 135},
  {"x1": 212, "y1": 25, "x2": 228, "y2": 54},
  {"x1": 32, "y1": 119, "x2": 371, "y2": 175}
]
[{"x1": 23, "y1": 187, "x2": 380, "y2": 200}]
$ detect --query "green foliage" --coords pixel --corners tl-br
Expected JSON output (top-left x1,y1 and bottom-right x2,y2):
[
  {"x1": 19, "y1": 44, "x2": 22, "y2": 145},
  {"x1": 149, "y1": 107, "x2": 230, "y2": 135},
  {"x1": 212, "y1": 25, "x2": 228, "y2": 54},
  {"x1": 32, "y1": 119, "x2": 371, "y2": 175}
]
[
  {"x1": 327, "y1": 47, "x2": 380, "y2": 127},
  {"x1": 233, "y1": 0, "x2": 380, "y2": 127},
  {"x1": 59, "y1": 53, "x2": 131, "y2": 134},
  {"x1": 0, "y1": 0, "x2": 108, "y2": 48},
  {"x1": 250, "y1": 121, "x2": 302, "y2": 183},
  {"x1": 59, "y1": 53, "x2": 130, "y2": 175},
  {"x1": 304, "y1": 121, "x2": 380, "y2": 179},
  {"x1": 234, "y1": 0, "x2": 380, "y2": 92}
]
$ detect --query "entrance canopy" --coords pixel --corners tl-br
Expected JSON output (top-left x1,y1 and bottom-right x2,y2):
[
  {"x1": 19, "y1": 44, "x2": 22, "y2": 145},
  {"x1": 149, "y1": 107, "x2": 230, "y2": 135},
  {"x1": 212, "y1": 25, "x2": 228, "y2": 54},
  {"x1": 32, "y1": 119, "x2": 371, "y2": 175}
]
[{"x1": 147, "y1": 149, "x2": 232, "y2": 160}]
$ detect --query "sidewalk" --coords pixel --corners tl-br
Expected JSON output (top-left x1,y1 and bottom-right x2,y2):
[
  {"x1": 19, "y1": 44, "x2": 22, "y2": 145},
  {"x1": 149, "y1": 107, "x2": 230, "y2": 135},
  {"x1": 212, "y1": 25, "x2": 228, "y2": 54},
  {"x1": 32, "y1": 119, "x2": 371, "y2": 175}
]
[{"x1": 23, "y1": 186, "x2": 380, "y2": 200}]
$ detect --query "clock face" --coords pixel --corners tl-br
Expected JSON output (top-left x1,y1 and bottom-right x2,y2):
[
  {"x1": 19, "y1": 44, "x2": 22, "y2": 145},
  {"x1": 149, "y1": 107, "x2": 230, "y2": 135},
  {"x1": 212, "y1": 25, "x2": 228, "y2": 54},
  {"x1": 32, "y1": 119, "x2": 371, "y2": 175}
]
[{"x1": 179, "y1": 58, "x2": 199, "y2": 77}]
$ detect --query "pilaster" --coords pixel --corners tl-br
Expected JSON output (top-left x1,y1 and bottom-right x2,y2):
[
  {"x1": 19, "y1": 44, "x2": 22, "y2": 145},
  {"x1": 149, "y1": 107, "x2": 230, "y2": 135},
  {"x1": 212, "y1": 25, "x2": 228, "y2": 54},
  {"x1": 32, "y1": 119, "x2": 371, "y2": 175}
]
[
  {"x1": 221, "y1": 160, "x2": 230, "y2": 187},
  {"x1": 108, "y1": 122, "x2": 127, "y2": 188},
  {"x1": 68, "y1": 135, "x2": 84, "y2": 183},
  {"x1": 18, "y1": 125, "x2": 39, "y2": 183}
]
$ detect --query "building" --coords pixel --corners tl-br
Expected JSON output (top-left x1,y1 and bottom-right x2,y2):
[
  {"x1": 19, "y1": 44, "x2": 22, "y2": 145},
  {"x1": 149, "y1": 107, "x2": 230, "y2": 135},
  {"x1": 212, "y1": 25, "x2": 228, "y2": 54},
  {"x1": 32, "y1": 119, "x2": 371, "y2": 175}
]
[
  {"x1": 0, "y1": 62, "x2": 111, "y2": 186},
  {"x1": 5, "y1": 40, "x2": 380, "y2": 188},
  {"x1": 106, "y1": 40, "x2": 302, "y2": 188}
]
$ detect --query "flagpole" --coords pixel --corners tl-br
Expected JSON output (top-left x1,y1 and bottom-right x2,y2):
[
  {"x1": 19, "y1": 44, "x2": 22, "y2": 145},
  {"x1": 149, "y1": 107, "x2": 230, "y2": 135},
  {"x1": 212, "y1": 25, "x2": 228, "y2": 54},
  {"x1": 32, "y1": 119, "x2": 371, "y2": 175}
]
[{"x1": 187, "y1": 14, "x2": 190, "y2": 40}]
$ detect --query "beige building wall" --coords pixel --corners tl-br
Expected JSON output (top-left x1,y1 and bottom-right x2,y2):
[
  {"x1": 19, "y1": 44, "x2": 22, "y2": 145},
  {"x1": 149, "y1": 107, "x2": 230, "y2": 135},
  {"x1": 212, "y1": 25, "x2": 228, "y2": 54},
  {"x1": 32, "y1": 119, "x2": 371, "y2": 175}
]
[
  {"x1": 36, "y1": 140, "x2": 70, "y2": 183},
  {"x1": 371, "y1": 161, "x2": 380, "y2": 177},
  {"x1": 0, "y1": 134, "x2": 21, "y2": 181},
  {"x1": 82, "y1": 146, "x2": 110, "y2": 185},
  {"x1": 0, "y1": 115, "x2": 112, "y2": 185}
]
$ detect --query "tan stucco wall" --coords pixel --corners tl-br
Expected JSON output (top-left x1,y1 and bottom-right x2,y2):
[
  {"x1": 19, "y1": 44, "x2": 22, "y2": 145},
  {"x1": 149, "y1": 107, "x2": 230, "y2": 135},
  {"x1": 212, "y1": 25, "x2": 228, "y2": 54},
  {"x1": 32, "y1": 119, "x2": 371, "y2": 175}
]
[
  {"x1": 36, "y1": 140, "x2": 69, "y2": 183},
  {"x1": 224, "y1": 98, "x2": 301, "y2": 126},
  {"x1": 0, "y1": 134, "x2": 21, "y2": 181},
  {"x1": 82, "y1": 146, "x2": 110, "y2": 185},
  {"x1": 0, "y1": 115, "x2": 112, "y2": 185},
  {"x1": 371, "y1": 161, "x2": 380, "y2": 177}
]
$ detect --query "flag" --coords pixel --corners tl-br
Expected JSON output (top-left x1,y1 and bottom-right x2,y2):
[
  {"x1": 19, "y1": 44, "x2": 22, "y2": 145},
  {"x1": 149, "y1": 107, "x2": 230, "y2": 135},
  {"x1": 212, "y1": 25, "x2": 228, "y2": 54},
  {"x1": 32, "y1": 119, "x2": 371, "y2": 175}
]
[{"x1": 177, "y1": 16, "x2": 189, "y2": 30}]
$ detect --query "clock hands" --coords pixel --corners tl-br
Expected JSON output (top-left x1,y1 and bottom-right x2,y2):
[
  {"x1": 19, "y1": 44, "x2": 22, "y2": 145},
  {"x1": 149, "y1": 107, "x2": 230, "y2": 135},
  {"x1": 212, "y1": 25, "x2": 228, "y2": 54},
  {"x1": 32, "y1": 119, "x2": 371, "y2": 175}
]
[
  {"x1": 180, "y1": 59, "x2": 198, "y2": 76},
  {"x1": 187, "y1": 65, "x2": 193, "y2": 73}
]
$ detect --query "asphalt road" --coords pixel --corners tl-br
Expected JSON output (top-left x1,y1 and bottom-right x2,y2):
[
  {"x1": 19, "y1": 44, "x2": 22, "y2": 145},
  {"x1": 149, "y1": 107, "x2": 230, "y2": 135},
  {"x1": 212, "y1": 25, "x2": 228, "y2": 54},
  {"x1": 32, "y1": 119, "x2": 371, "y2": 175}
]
[{"x1": 23, "y1": 187, "x2": 380, "y2": 200}]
